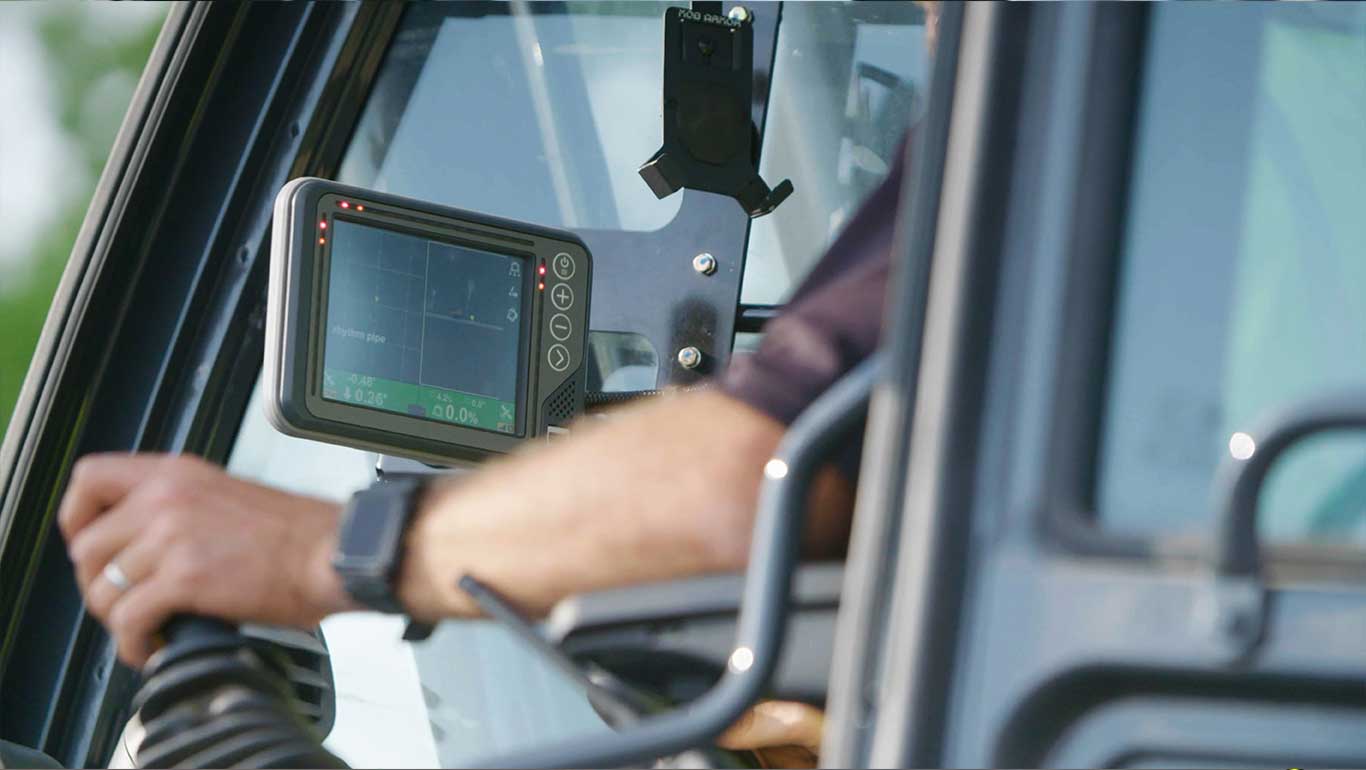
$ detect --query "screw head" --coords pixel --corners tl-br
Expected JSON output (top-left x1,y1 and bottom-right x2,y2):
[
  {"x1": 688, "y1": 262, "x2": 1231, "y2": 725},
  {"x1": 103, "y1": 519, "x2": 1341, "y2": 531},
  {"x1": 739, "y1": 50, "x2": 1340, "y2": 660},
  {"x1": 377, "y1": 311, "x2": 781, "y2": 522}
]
[
  {"x1": 692, "y1": 252, "x2": 718, "y2": 276},
  {"x1": 677, "y1": 346, "x2": 703, "y2": 370},
  {"x1": 728, "y1": 5, "x2": 752, "y2": 23}
]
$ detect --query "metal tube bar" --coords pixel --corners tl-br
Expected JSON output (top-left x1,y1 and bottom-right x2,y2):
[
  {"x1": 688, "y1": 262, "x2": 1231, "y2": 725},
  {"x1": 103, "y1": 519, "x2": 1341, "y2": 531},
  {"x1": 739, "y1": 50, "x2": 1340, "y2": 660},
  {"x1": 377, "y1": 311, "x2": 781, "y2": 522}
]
[{"x1": 472, "y1": 354, "x2": 882, "y2": 768}]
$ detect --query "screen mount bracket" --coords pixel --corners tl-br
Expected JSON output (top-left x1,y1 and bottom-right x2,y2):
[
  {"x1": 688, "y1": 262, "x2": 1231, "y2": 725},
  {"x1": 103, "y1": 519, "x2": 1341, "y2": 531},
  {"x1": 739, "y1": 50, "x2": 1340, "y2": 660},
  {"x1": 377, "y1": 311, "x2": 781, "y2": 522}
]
[{"x1": 638, "y1": 3, "x2": 793, "y2": 218}]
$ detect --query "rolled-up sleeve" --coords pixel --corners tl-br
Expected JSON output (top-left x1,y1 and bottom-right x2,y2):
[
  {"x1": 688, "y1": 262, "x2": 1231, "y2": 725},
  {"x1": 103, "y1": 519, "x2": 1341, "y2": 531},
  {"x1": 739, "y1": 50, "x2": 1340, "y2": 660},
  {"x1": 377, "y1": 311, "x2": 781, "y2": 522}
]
[{"x1": 721, "y1": 145, "x2": 904, "y2": 428}]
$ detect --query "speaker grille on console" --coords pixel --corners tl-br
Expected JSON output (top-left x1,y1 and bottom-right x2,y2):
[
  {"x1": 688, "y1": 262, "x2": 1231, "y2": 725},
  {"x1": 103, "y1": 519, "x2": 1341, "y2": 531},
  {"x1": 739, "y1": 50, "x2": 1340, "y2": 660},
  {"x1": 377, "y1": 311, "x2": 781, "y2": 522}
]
[{"x1": 547, "y1": 378, "x2": 578, "y2": 424}]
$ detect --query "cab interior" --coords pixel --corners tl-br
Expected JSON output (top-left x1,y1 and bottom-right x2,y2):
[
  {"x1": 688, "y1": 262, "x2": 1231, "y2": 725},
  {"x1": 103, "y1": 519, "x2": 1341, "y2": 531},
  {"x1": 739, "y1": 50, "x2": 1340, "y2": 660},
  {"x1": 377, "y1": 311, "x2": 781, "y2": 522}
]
[{"x1": 3, "y1": 2, "x2": 1366, "y2": 768}]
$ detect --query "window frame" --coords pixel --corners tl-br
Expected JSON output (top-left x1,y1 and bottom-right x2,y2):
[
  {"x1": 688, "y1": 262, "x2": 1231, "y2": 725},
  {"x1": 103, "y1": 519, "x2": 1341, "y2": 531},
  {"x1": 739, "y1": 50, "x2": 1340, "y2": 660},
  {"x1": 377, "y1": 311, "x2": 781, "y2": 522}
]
[
  {"x1": 1032, "y1": 2, "x2": 1153, "y2": 558},
  {"x1": 1030, "y1": 3, "x2": 1366, "y2": 579}
]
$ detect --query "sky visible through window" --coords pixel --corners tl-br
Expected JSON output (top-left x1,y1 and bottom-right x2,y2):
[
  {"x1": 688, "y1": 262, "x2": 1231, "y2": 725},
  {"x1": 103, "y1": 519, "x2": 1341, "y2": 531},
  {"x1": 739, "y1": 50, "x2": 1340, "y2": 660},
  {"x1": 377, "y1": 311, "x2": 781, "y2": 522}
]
[{"x1": 0, "y1": 3, "x2": 168, "y2": 433}]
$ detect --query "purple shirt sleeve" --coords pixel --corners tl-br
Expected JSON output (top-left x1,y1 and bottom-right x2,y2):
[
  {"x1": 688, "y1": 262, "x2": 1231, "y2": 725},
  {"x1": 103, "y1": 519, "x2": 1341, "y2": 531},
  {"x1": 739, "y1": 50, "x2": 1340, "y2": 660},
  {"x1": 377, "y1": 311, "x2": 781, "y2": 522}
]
[{"x1": 721, "y1": 144, "x2": 904, "y2": 428}]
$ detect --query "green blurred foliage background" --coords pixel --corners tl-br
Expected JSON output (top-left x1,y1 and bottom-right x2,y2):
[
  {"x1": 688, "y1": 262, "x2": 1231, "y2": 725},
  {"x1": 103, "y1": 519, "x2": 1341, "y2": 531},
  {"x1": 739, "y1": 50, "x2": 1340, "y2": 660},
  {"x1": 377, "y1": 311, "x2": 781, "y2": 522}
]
[{"x1": 0, "y1": 4, "x2": 166, "y2": 434}]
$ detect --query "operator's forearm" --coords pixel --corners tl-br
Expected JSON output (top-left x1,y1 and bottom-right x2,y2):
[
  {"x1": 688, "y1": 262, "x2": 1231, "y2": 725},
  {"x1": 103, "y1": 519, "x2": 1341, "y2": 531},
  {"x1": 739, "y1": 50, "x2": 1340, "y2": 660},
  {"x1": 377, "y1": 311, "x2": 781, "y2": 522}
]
[{"x1": 396, "y1": 390, "x2": 840, "y2": 621}]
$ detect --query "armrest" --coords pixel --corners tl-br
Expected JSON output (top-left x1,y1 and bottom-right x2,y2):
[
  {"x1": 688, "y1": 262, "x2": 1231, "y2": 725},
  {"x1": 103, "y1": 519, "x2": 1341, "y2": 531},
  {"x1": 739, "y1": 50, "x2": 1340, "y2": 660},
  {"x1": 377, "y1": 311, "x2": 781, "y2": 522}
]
[{"x1": 545, "y1": 563, "x2": 843, "y2": 705}]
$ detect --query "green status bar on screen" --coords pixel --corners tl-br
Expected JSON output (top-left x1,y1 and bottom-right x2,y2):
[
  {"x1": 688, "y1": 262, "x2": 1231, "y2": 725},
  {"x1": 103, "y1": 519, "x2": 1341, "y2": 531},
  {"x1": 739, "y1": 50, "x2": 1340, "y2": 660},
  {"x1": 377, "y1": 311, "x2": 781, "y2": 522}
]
[{"x1": 322, "y1": 368, "x2": 516, "y2": 434}]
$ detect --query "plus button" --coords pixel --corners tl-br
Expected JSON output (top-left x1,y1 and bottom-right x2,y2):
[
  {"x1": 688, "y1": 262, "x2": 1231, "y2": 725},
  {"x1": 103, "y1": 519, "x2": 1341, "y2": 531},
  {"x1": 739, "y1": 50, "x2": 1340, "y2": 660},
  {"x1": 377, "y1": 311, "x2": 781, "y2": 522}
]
[{"x1": 551, "y1": 283, "x2": 574, "y2": 311}]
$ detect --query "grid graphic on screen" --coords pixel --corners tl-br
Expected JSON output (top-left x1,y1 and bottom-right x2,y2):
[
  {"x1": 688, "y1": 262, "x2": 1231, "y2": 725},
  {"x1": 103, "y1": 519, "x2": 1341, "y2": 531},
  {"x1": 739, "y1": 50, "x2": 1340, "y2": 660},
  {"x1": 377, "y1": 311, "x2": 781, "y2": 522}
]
[{"x1": 322, "y1": 218, "x2": 526, "y2": 434}]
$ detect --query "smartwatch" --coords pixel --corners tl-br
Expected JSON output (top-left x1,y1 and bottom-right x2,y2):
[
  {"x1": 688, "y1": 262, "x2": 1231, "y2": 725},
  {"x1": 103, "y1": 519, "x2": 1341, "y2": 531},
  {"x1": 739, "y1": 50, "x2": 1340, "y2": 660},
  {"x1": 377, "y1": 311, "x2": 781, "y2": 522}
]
[{"x1": 332, "y1": 477, "x2": 426, "y2": 614}]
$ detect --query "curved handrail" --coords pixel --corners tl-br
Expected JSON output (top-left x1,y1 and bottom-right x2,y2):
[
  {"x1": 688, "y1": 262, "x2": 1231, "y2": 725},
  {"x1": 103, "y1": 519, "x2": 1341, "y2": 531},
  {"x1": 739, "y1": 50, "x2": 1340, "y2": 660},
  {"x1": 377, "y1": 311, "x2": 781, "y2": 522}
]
[
  {"x1": 471, "y1": 354, "x2": 884, "y2": 768},
  {"x1": 1212, "y1": 392, "x2": 1366, "y2": 581},
  {"x1": 1208, "y1": 391, "x2": 1366, "y2": 660}
]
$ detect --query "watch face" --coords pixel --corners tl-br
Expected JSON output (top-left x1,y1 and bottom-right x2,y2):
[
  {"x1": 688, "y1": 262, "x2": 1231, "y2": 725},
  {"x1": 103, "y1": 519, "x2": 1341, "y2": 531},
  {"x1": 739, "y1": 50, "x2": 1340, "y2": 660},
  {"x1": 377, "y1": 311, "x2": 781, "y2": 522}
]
[
  {"x1": 339, "y1": 496, "x2": 395, "y2": 558},
  {"x1": 335, "y1": 480, "x2": 419, "y2": 575}
]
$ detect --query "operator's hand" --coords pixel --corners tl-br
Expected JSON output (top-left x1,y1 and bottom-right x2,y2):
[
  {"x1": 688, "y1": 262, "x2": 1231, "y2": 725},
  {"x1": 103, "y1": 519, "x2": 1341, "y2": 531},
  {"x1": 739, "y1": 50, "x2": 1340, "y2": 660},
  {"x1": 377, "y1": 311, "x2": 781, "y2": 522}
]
[
  {"x1": 58, "y1": 453, "x2": 356, "y2": 667},
  {"x1": 719, "y1": 700, "x2": 824, "y2": 768}
]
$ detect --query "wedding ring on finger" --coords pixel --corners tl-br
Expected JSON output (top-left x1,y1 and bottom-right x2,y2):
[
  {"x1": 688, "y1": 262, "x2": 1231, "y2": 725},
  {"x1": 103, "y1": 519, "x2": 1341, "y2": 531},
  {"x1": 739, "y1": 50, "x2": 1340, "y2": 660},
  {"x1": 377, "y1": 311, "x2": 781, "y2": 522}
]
[{"x1": 102, "y1": 561, "x2": 133, "y2": 593}]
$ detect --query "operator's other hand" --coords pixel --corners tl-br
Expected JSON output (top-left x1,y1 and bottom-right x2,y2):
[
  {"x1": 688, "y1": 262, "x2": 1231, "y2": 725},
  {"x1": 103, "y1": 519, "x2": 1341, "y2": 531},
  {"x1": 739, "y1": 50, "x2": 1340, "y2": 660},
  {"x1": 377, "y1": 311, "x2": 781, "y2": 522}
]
[
  {"x1": 718, "y1": 700, "x2": 824, "y2": 768},
  {"x1": 58, "y1": 453, "x2": 355, "y2": 667}
]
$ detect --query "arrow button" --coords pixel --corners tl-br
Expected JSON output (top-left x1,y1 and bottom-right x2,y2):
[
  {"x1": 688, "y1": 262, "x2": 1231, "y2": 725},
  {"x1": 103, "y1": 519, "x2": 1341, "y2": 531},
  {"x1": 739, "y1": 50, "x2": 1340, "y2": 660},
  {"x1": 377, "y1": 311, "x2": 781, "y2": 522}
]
[{"x1": 547, "y1": 344, "x2": 571, "y2": 372}]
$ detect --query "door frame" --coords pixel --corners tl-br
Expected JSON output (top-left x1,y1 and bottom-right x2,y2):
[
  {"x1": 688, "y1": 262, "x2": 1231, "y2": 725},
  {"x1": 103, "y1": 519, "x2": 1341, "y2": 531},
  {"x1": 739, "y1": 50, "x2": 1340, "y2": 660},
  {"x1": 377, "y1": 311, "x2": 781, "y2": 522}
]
[
  {"x1": 831, "y1": 3, "x2": 1366, "y2": 766},
  {"x1": 0, "y1": 4, "x2": 398, "y2": 763}
]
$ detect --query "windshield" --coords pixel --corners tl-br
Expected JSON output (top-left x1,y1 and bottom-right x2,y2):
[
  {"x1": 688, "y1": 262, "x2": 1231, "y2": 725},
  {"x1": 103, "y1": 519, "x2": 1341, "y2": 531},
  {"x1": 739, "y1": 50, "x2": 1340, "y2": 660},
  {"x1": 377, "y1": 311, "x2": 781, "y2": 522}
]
[
  {"x1": 339, "y1": 1, "x2": 928, "y2": 311},
  {"x1": 744, "y1": 1, "x2": 926, "y2": 304},
  {"x1": 339, "y1": 1, "x2": 681, "y2": 233}
]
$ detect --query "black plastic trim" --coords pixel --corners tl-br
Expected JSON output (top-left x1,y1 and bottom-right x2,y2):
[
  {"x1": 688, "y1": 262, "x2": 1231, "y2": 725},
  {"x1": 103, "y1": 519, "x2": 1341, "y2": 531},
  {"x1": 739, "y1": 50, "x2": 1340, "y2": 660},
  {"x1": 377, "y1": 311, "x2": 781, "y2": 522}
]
[
  {"x1": 819, "y1": 1, "x2": 966, "y2": 764},
  {"x1": 1035, "y1": 3, "x2": 1152, "y2": 559}
]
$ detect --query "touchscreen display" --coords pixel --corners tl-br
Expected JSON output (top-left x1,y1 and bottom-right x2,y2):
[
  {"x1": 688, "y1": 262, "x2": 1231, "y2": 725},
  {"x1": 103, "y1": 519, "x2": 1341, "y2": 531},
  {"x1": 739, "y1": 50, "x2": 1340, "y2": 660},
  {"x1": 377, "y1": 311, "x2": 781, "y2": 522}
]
[{"x1": 321, "y1": 218, "x2": 528, "y2": 435}]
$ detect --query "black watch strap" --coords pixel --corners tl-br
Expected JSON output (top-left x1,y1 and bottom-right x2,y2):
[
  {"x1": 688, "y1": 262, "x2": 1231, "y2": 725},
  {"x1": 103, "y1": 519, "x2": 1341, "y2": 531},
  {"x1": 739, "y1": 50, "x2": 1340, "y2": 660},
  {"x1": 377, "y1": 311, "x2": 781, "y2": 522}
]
[{"x1": 332, "y1": 477, "x2": 426, "y2": 614}]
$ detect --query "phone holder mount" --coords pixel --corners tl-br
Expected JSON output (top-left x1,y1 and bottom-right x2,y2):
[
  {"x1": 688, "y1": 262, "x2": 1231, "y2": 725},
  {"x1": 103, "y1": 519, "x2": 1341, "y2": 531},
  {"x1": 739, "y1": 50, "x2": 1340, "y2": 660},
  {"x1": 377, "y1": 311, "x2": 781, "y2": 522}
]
[{"x1": 638, "y1": 3, "x2": 793, "y2": 219}]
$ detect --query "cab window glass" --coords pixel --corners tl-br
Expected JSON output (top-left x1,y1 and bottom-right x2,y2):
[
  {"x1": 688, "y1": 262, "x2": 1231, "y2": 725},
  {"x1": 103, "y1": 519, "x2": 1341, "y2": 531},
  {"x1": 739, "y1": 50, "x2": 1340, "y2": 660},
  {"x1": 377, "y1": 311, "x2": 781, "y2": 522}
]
[
  {"x1": 1096, "y1": 3, "x2": 1366, "y2": 541},
  {"x1": 740, "y1": 1, "x2": 927, "y2": 305},
  {"x1": 339, "y1": 0, "x2": 931, "y2": 311},
  {"x1": 337, "y1": 1, "x2": 679, "y2": 232}
]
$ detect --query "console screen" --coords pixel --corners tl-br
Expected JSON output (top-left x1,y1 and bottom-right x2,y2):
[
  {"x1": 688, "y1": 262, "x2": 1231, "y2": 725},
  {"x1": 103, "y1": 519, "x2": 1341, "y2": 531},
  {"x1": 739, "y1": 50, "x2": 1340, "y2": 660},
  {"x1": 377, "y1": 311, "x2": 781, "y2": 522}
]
[{"x1": 321, "y1": 218, "x2": 529, "y2": 435}]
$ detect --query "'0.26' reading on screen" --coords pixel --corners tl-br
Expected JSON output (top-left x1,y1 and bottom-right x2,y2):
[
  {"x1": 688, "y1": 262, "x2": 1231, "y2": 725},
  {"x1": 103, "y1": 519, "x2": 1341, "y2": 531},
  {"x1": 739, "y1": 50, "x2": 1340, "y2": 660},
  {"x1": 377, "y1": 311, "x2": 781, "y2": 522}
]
[{"x1": 321, "y1": 218, "x2": 528, "y2": 435}]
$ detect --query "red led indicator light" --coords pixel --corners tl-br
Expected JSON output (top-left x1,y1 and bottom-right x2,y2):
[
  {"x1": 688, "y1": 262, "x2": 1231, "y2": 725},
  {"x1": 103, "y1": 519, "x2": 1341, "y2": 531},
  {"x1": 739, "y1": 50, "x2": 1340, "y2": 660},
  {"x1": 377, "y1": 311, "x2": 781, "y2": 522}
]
[
  {"x1": 339, "y1": 201, "x2": 350, "y2": 209},
  {"x1": 537, "y1": 265, "x2": 546, "y2": 276},
  {"x1": 319, "y1": 221, "x2": 327, "y2": 230}
]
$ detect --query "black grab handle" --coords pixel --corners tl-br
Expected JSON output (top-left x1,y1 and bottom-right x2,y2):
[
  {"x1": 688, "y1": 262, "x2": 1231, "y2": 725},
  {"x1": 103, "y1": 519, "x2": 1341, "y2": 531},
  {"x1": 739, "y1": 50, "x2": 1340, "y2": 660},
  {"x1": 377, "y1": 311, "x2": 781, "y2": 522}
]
[
  {"x1": 133, "y1": 615, "x2": 346, "y2": 769},
  {"x1": 1212, "y1": 392, "x2": 1366, "y2": 583},
  {"x1": 159, "y1": 615, "x2": 241, "y2": 655},
  {"x1": 1207, "y1": 391, "x2": 1366, "y2": 663}
]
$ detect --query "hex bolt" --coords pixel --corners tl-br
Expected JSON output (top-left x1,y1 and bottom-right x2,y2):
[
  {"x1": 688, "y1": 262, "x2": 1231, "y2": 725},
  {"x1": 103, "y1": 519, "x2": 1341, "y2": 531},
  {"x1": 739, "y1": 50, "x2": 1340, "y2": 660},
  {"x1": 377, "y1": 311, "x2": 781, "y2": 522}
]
[
  {"x1": 677, "y1": 346, "x2": 704, "y2": 370},
  {"x1": 728, "y1": 5, "x2": 752, "y2": 23},
  {"x1": 692, "y1": 252, "x2": 718, "y2": 276}
]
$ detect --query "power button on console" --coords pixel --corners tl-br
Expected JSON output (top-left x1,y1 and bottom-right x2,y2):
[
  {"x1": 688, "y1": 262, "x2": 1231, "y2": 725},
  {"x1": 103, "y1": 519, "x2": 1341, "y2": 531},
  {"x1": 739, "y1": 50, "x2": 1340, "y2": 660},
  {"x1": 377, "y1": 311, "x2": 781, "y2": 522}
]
[{"x1": 552, "y1": 252, "x2": 576, "y2": 280}]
